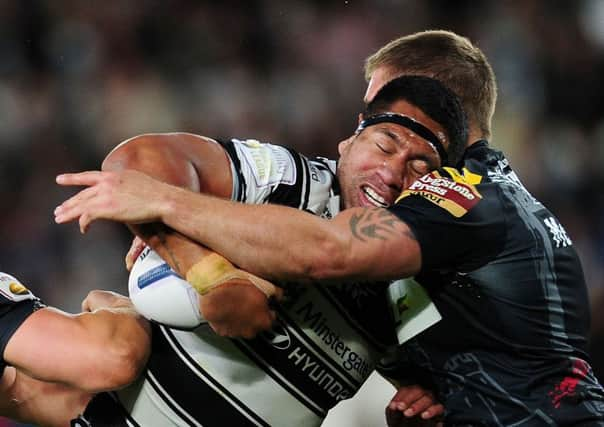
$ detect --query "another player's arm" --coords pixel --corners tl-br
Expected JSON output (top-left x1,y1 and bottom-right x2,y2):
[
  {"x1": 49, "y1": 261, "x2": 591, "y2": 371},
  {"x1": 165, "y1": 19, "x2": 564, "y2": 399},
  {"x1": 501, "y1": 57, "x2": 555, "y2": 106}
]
[
  {"x1": 55, "y1": 162, "x2": 421, "y2": 285},
  {"x1": 0, "y1": 367, "x2": 93, "y2": 427},
  {"x1": 103, "y1": 133, "x2": 282, "y2": 336},
  {"x1": 3, "y1": 291, "x2": 151, "y2": 392},
  {"x1": 155, "y1": 191, "x2": 421, "y2": 284}
]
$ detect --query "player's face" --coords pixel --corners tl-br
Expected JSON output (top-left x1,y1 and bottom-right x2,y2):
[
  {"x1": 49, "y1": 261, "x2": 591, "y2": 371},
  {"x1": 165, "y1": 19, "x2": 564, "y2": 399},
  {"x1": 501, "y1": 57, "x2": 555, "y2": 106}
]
[{"x1": 337, "y1": 99, "x2": 448, "y2": 210}]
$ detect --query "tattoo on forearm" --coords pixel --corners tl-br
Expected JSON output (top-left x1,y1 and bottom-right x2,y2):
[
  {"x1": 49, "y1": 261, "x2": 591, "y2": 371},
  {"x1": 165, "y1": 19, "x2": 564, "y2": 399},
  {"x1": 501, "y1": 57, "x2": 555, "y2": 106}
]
[{"x1": 349, "y1": 208, "x2": 412, "y2": 242}]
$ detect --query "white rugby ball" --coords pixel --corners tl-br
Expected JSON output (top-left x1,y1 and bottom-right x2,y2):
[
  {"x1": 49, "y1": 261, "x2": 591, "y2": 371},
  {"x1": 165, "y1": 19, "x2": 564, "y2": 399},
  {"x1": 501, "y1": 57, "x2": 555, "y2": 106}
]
[{"x1": 128, "y1": 246, "x2": 204, "y2": 330}]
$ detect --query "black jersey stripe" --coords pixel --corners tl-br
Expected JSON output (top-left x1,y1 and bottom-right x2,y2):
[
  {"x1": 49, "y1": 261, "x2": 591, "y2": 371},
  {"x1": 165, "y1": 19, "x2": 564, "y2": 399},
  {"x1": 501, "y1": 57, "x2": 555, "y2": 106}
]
[
  {"x1": 300, "y1": 153, "x2": 312, "y2": 210},
  {"x1": 147, "y1": 326, "x2": 266, "y2": 427},
  {"x1": 232, "y1": 339, "x2": 327, "y2": 418},
  {"x1": 217, "y1": 139, "x2": 247, "y2": 202},
  {"x1": 313, "y1": 284, "x2": 388, "y2": 352},
  {"x1": 266, "y1": 146, "x2": 306, "y2": 208},
  {"x1": 109, "y1": 392, "x2": 141, "y2": 427},
  {"x1": 145, "y1": 371, "x2": 202, "y2": 426},
  {"x1": 78, "y1": 392, "x2": 132, "y2": 427}
]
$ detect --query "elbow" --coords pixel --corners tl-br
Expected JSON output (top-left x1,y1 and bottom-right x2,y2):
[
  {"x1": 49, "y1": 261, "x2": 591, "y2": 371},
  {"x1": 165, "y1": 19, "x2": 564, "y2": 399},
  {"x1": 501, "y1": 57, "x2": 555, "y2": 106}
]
[{"x1": 101, "y1": 133, "x2": 158, "y2": 172}]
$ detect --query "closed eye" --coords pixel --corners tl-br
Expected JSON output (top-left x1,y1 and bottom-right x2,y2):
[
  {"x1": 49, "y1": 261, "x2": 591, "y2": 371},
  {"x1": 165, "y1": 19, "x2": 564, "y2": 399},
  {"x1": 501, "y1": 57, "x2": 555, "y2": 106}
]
[{"x1": 376, "y1": 143, "x2": 394, "y2": 154}]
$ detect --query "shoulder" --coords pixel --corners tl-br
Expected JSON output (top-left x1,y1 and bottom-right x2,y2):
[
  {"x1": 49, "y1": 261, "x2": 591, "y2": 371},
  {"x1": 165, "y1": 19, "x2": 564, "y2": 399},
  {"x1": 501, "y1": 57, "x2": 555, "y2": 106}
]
[
  {"x1": 395, "y1": 166, "x2": 500, "y2": 220},
  {"x1": 390, "y1": 167, "x2": 506, "y2": 272}
]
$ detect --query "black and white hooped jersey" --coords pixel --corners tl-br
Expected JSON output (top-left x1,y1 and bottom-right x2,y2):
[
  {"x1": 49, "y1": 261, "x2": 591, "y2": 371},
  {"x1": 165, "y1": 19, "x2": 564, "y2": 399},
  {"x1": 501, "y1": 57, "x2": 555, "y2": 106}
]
[{"x1": 113, "y1": 138, "x2": 398, "y2": 427}]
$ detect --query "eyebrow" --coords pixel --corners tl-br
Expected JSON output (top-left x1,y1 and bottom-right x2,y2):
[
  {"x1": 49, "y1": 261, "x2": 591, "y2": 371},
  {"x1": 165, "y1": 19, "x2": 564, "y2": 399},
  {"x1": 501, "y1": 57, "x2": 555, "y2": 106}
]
[
  {"x1": 357, "y1": 113, "x2": 448, "y2": 164},
  {"x1": 378, "y1": 127, "x2": 441, "y2": 167}
]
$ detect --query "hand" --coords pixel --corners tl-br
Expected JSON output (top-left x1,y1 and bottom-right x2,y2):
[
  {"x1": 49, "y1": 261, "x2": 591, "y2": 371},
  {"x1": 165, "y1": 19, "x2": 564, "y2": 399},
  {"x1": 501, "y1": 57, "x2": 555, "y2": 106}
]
[
  {"x1": 125, "y1": 236, "x2": 146, "y2": 271},
  {"x1": 200, "y1": 279, "x2": 283, "y2": 339},
  {"x1": 54, "y1": 170, "x2": 171, "y2": 233},
  {"x1": 386, "y1": 385, "x2": 444, "y2": 427},
  {"x1": 82, "y1": 290, "x2": 133, "y2": 312}
]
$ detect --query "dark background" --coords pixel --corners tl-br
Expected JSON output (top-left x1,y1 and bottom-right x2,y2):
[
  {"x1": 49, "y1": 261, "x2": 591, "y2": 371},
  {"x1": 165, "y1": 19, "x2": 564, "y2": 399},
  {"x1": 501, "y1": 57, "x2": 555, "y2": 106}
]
[{"x1": 0, "y1": 1, "x2": 602, "y2": 425}]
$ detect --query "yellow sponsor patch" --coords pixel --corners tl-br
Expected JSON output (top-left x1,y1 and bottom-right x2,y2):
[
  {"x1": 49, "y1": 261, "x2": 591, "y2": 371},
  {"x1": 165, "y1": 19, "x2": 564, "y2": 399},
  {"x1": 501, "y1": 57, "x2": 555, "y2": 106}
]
[
  {"x1": 9, "y1": 282, "x2": 30, "y2": 295},
  {"x1": 396, "y1": 169, "x2": 483, "y2": 217}
]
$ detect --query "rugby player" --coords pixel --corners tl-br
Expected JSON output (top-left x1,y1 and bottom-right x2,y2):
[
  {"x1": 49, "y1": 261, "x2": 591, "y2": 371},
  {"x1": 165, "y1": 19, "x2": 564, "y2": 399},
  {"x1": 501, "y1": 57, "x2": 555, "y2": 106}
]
[
  {"x1": 0, "y1": 275, "x2": 150, "y2": 426},
  {"x1": 56, "y1": 31, "x2": 604, "y2": 425},
  {"x1": 55, "y1": 75, "x2": 463, "y2": 425}
]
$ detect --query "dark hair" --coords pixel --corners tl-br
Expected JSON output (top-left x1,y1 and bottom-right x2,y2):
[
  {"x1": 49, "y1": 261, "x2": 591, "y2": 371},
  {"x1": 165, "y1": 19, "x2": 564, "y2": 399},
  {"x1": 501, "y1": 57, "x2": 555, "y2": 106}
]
[
  {"x1": 365, "y1": 30, "x2": 496, "y2": 140},
  {"x1": 365, "y1": 75, "x2": 468, "y2": 166}
]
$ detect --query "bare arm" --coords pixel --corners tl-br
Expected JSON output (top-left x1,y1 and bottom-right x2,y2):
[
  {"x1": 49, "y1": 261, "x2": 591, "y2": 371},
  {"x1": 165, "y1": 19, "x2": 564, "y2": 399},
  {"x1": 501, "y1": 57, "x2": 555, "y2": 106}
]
[
  {"x1": 0, "y1": 367, "x2": 92, "y2": 427},
  {"x1": 58, "y1": 132, "x2": 282, "y2": 337},
  {"x1": 56, "y1": 167, "x2": 421, "y2": 284},
  {"x1": 158, "y1": 189, "x2": 423, "y2": 284},
  {"x1": 3, "y1": 291, "x2": 151, "y2": 392}
]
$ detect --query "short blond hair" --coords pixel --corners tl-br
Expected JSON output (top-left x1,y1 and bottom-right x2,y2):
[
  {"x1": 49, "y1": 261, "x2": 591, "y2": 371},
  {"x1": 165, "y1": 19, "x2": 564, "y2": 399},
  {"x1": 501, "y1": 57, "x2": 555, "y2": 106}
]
[{"x1": 365, "y1": 30, "x2": 497, "y2": 140}]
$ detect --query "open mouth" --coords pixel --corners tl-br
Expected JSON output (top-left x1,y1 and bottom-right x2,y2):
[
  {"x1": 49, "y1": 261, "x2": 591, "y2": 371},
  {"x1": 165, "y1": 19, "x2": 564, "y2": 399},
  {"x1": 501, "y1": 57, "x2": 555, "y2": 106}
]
[{"x1": 361, "y1": 186, "x2": 389, "y2": 208}]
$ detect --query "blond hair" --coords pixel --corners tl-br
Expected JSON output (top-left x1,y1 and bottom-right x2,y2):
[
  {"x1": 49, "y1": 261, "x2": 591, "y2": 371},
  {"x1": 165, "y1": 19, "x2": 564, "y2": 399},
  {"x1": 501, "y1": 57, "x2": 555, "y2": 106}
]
[{"x1": 365, "y1": 30, "x2": 497, "y2": 140}]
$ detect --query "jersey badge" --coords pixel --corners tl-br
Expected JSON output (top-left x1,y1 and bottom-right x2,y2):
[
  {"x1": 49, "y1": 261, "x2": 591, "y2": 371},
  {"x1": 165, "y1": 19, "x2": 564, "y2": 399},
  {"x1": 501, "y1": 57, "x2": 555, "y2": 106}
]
[
  {"x1": 396, "y1": 168, "x2": 482, "y2": 217},
  {"x1": 0, "y1": 273, "x2": 35, "y2": 302}
]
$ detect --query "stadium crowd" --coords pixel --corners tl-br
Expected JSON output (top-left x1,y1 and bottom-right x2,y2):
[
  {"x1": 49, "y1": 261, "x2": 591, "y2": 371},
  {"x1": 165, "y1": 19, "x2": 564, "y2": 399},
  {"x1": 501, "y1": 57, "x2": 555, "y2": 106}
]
[{"x1": 0, "y1": 1, "x2": 602, "y2": 425}]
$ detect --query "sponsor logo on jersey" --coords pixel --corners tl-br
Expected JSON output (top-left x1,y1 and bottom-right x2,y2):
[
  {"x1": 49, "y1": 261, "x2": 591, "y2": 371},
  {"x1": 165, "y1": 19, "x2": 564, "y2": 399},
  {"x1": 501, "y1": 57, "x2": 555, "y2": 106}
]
[
  {"x1": 0, "y1": 273, "x2": 35, "y2": 302},
  {"x1": 235, "y1": 139, "x2": 296, "y2": 188},
  {"x1": 247, "y1": 315, "x2": 356, "y2": 412},
  {"x1": 396, "y1": 167, "x2": 482, "y2": 217},
  {"x1": 293, "y1": 301, "x2": 371, "y2": 378},
  {"x1": 261, "y1": 319, "x2": 292, "y2": 350},
  {"x1": 9, "y1": 282, "x2": 29, "y2": 295},
  {"x1": 544, "y1": 217, "x2": 572, "y2": 248}
]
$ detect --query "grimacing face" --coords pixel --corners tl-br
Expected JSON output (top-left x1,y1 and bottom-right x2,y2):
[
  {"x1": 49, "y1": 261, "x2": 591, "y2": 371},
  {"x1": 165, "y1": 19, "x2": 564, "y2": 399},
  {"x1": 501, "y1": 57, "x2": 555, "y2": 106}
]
[{"x1": 337, "y1": 99, "x2": 448, "y2": 210}]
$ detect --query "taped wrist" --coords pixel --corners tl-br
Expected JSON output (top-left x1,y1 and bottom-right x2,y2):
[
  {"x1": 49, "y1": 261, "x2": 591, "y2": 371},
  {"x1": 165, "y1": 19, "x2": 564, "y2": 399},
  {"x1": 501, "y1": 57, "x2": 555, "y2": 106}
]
[{"x1": 185, "y1": 253, "x2": 276, "y2": 297}]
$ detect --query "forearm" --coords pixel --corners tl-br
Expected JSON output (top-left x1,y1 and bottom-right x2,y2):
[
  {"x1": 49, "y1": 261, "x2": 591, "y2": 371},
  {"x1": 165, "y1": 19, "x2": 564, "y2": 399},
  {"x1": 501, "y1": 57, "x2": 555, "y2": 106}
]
[
  {"x1": 0, "y1": 368, "x2": 92, "y2": 427},
  {"x1": 158, "y1": 188, "x2": 421, "y2": 283},
  {"x1": 4, "y1": 306, "x2": 150, "y2": 392}
]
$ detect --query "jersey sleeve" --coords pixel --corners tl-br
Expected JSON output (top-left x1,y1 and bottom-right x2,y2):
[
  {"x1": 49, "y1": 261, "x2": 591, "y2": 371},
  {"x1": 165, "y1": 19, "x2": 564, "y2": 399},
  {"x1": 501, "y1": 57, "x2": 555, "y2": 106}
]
[
  {"x1": 388, "y1": 168, "x2": 506, "y2": 273},
  {"x1": 218, "y1": 138, "x2": 335, "y2": 214},
  {"x1": 0, "y1": 273, "x2": 44, "y2": 370}
]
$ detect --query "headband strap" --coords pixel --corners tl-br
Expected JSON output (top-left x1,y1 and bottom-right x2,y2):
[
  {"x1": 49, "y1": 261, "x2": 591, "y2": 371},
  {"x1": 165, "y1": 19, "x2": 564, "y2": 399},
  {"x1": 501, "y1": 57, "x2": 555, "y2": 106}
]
[{"x1": 356, "y1": 113, "x2": 448, "y2": 165}]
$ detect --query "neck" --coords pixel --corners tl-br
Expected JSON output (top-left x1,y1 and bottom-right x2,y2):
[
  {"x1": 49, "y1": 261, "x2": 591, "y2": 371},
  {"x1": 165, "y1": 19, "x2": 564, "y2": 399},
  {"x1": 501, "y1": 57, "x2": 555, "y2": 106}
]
[{"x1": 467, "y1": 127, "x2": 487, "y2": 147}]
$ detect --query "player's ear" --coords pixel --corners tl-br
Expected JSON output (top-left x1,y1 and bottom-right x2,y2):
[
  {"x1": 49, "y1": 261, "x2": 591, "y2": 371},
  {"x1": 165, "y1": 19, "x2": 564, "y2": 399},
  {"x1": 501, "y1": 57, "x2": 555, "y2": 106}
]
[{"x1": 338, "y1": 135, "x2": 354, "y2": 155}]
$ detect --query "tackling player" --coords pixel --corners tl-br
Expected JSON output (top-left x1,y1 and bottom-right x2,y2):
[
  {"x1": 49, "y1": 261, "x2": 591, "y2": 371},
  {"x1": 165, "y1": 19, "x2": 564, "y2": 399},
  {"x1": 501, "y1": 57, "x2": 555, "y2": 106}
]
[{"x1": 55, "y1": 31, "x2": 604, "y2": 425}]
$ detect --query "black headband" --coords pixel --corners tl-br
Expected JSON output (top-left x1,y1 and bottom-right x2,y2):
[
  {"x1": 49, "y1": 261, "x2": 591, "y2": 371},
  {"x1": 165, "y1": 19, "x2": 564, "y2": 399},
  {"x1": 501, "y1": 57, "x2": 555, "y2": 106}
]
[{"x1": 356, "y1": 112, "x2": 448, "y2": 165}]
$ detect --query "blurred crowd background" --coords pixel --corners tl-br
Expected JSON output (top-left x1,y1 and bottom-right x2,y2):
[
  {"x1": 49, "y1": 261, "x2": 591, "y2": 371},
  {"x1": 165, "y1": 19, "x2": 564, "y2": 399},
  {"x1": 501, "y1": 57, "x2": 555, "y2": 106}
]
[{"x1": 0, "y1": 1, "x2": 603, "y2": 425}]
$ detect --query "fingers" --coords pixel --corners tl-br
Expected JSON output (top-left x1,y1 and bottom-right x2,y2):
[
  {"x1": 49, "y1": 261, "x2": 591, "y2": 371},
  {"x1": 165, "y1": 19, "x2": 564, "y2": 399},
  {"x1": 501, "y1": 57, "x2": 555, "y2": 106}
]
[
  {"x1": 271, "y1": 285, "x2": 284, "y2": 302},
  {"x1": 54, "y1": 186, "x2": 99, "y2": 225},
  {"x1": 125, "y1": 237, "x2": 146, "y2": 271},
  {"x1": 56, "y1": 171, "x2": 104, "y2": 187},
  {"x1": 388, "y1": 384, "x2": 444, "y2": 420}
]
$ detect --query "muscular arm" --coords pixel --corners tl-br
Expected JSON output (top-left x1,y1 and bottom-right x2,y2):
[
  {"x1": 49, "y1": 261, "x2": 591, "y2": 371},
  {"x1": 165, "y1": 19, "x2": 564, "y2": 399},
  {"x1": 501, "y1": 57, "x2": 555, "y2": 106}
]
[
  {"x1": 88, "y1": 133, "x2": 281, "y2": 336},
  {"x1": 0, "y1": 366, "x2": 93, "y2": 427},
  {"x1": 55, "y1": 132, "x2": 420, "y2": 284},
  {"x1": 3, "y1": 293, "x2": 150, "y2": 392},
  {"x1": 157, "y1": 190, "x2": 423, "y2": 284},
  {"x1": 56, "y1": 165, "x2": 421, "y2": 284}
]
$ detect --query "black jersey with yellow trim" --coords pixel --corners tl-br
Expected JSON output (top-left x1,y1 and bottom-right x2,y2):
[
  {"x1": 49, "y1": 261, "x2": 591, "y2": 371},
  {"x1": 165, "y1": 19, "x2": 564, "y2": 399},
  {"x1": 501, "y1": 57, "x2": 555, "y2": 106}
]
[{"x1": 387, "y1": 141, "x2": 604, "y2": 425}]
